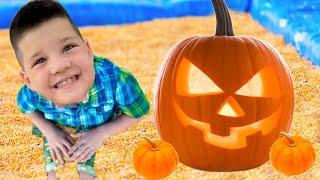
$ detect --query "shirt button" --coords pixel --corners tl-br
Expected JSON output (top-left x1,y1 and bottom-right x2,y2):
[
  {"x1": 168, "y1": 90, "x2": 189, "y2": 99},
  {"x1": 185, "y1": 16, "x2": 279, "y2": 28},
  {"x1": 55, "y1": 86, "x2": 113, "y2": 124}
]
[{"x1": 55, "y1": 114, "x2": 61, "y2": 119}]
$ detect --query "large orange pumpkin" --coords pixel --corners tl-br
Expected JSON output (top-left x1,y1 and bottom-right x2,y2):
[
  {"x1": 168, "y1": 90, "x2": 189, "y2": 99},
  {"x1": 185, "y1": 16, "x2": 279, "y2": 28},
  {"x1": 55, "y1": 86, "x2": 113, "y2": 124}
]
[
  {"x1": 269, "y1": 132, "x2": 316, "y2": 175},
  {"x1": 154, "y1": 0, "x2": 294, "y2": 171}
]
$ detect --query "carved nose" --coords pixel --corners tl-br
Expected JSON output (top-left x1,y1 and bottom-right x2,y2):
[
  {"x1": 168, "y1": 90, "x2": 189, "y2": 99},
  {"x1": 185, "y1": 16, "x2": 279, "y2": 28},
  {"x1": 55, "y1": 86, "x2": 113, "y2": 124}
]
[{"x1": 217, "y1": 96, "x2": 244, "y2": 117}]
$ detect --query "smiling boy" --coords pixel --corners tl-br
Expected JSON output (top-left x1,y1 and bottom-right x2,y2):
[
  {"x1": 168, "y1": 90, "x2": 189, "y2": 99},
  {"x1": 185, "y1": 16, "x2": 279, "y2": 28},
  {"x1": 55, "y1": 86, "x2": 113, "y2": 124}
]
[{"x1": 10, "y1": 0, "x2": 149, "y2": 179}]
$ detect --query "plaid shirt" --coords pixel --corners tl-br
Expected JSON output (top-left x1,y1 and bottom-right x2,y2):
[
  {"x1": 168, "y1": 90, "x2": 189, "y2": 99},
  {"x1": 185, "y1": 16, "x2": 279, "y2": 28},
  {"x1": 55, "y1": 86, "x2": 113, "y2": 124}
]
[{"x1": 17, "y1": 55, "x2": 150, "y2": 130}]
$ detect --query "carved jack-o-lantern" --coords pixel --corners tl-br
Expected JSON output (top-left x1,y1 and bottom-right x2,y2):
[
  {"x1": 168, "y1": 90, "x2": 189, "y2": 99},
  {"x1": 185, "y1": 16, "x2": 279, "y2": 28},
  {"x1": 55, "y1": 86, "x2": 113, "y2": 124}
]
[{"x1": 154, "y1": 0, "x2": 294, "y2": 171}]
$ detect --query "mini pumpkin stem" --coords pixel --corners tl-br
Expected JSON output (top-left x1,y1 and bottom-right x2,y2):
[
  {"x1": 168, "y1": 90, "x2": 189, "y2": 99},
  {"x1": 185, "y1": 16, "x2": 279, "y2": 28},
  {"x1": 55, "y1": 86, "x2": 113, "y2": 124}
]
[
  {"x1": 143, "y1": 137, "x2": 159, "y2": 151},
  {"x1": 280, "y1": 132, "x2": 296, "y2": 147},
  {"x1": 212, "y1": 0, "x2": 234, "y2": 36}
]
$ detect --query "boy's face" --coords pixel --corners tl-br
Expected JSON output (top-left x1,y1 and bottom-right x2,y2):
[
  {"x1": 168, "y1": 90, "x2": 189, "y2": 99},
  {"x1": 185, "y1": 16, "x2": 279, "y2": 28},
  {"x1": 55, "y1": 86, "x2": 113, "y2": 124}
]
[{"x1": 19, "y1": 17, "x2": 95, "y2": 106}]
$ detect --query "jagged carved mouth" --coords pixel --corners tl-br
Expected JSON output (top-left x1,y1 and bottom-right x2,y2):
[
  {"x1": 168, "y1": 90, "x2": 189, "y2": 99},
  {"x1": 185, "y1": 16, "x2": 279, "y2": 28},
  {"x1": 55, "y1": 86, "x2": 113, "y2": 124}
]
[{"x1": 173, "y1": 98, "x2": 283, "y2": 149}]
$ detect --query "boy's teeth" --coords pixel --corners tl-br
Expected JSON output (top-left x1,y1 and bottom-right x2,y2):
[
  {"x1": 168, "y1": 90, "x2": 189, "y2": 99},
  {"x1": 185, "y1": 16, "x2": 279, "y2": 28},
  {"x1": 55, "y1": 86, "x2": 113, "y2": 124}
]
[{"x1": 56, "y1": 76, "x2": 76, "y2": 88}]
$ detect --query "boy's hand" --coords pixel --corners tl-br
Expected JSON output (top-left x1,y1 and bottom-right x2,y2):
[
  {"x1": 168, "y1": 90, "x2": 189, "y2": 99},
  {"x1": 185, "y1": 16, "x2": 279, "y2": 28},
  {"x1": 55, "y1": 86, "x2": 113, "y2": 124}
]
[
  {"x1": 69, "y1": 114, "x2": 141, "y2": 163},
  {"x1": 69, "y1": 128, "x2": 105, "y2": 163},
  {"x1": 45, "y1": 126, "x2": 75, "y2": 165}
]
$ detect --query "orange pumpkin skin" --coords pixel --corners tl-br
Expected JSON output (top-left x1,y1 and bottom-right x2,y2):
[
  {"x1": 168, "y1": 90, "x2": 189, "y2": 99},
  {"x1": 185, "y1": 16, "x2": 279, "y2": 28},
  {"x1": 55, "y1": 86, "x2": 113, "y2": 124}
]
[
  {"x1": 270, "y1": 132, "x2": 316, "y2": 176},
  {"x1": 154, "y1": 0, "x2": 294, "y2": 171},
  {"x1": 133, "y1": 138, "x2": 179, "y2": 179}
]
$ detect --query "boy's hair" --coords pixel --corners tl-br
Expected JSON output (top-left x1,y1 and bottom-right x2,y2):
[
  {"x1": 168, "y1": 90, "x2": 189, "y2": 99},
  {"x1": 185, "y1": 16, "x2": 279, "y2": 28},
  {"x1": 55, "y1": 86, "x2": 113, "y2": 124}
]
[{"x1": 9, "y1": 0, "x2": 83, "y2": 68}]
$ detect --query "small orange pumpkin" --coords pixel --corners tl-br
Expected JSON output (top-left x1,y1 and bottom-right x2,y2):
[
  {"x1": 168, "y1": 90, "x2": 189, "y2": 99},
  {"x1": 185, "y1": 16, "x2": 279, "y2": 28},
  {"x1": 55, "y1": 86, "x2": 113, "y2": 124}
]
[
  {"x1": 269, "y1": 132, "x2": 316, "y2": 176},
  {"x1": 133, "y1": 137, "x2": 179, "y2": 179}
]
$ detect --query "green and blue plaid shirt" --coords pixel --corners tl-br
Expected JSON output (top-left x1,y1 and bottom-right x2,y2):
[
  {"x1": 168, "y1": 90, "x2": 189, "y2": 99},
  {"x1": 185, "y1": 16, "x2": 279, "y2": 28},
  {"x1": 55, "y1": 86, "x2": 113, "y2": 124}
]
[{"x1": 17, "y1": 56, "x2": 150, "y2": 130}]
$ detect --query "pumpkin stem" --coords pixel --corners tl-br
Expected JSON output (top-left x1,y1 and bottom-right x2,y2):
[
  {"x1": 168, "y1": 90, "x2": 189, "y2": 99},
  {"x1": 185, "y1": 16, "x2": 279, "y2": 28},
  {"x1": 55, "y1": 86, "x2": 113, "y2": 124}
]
[
  {"x1": 280, "y1": 132, "x2": 296, "y2": 147},
  {"x1": 143, "y1": 137, "x2": 159, "y2": 151},
  {"x1": 211, "y1": 0, "x2": 234, "y2": 36}
]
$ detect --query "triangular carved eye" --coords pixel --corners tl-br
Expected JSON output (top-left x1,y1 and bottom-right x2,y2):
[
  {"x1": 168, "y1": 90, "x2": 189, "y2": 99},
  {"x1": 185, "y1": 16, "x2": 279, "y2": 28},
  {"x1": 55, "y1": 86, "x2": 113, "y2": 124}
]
[
  {"x1": 176, "y1": 58, "x2": 223, "y2": 96},
  {"x1": 187, "y1": 63, "x2": 223, "y2": 94},
  {"x1": 235, "y1": 67, "x2": 280, "y2": 98}
]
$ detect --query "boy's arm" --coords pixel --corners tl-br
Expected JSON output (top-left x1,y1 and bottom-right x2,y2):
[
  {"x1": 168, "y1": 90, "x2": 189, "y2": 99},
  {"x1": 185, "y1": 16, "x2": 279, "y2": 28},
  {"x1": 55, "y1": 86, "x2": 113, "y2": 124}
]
[
  {"x1": 26, "y1": 111, "x2": 58, "y2": 136},
  {"x1": 25, "y1": 111, "x2": 74, "y2": 164},
  {"x1": 70, "y1": 66, "x2": 149, "y2": 162},
  {"x1": 95, "y1": 114, "x2": 141, "y2": 138},
  {"x1": 70, "y1": 114, "x2": 141, "y2": 162}
]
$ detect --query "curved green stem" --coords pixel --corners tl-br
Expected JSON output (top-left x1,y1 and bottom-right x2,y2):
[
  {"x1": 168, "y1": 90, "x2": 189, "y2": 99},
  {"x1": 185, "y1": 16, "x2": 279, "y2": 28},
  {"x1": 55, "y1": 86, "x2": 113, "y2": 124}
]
[
  {"x1": 143, "y1": 137, "x2": 159, "y2": 151},
  {"x1": 211, "y1": 0, "x2": 234, "y2": 36},
  {"x1": 280, "y1": 132, "x2": 296, "y2": 147}
]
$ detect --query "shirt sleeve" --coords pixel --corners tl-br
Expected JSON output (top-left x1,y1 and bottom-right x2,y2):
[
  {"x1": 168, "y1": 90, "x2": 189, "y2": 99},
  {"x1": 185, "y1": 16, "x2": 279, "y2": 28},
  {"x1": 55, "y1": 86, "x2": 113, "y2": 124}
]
[
  {"x1": 115, "y1": 67, "x2": 150, "y2": 118},
  {"x1": 16, "y1": 85, "x2": 39, "y2": 114}
]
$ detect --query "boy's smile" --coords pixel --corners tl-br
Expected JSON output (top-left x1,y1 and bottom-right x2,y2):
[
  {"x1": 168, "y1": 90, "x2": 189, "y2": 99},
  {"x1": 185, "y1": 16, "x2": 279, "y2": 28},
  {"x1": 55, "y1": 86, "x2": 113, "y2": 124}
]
[{"x1": 19, "y1": 17, "x2": 95, "y2": 106}]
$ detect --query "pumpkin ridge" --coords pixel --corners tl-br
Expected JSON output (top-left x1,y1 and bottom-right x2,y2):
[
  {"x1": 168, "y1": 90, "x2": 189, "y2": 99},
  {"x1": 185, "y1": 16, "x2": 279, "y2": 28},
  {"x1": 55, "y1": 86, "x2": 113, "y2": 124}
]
[
  {"x1": 297, "y1": 142, "x2": 315, "y2": 168},
  {"x1": 241, "y1": 38, "x2": 255, "y2": 84},
  {"x1": 171, "y1": 37, "x2": 201, "y2": 165},
  {"x1": 134, "y1": 147, "x2": 151, "y2": 173},
  {"x1": 141, "y1": 151, "x2": 157, "y2": 178},
  {"x1": 161, "y1": 145, "x2": 179, "y2": 167},
  {"x1": 185, "y1": 37, "x2": 203, "y2": 59},
  {"x1": 271, "y1": 144, "x2": 287, "y2": 171},
  {"x1": 278, "y1": 147, "x2": 294, "y2": 174},
  {"x1": 160, "y1": 143, "x2": 179, "y2": 165},
  {"x1": 291, "y1": 146, "x2": 303, "y2": 174},
  {"x1": 154, "y1": 150, "x2": 166, "y2": 178},
  {"x1": 154, "y1": 37, "x2": 196, "y2": 139},
  {"x1": 257, "y1": 38, "x2": 294, "y2": 115},
  {"x1": 159, "y1": 148, "x2": 175, "y2": 177},
  {"x1": 306, "y1": 144, "x2": 316, "y2": 167},
  {"x1": 291, "y1": 146, "x2": 309, "y2": 175},
  {"x1": 293, "y1": 136, "x2": 306, "y2": 144}
]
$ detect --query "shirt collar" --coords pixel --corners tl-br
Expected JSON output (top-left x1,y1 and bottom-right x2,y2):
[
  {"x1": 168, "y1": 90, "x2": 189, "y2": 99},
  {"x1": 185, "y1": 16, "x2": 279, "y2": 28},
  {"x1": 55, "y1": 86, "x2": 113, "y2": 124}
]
[{"x1": 54, "y1": 92, "x2": 89, "y2": 109}]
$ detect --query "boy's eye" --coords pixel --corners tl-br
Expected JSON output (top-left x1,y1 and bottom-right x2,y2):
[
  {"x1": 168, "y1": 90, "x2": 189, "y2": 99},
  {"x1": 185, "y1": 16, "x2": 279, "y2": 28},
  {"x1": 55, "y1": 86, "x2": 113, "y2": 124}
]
[
  {"x1": 33, "y1": 58, "x2": 46, "y2": 67},
  {"x1": 63, "y1": 44, "x2": 75, "y2": 52}
]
